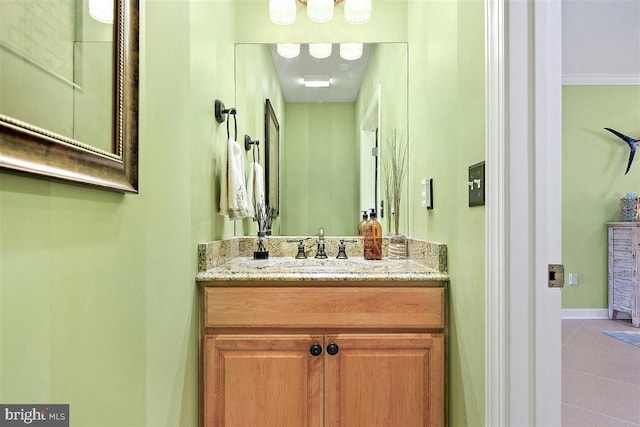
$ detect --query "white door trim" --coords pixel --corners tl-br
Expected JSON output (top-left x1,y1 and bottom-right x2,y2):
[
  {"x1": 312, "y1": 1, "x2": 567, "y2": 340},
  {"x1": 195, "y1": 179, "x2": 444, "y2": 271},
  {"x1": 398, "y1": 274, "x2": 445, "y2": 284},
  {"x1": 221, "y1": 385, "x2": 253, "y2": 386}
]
[
  {"x1": 486, "y1": 0, "x2": 563, "y2": 425},
  {"x1": 484, "y1": 0, "x2": 508, "y2": 423},
  {"x1": 359, "y1": 85, "x2": 382, "y2": 214}
]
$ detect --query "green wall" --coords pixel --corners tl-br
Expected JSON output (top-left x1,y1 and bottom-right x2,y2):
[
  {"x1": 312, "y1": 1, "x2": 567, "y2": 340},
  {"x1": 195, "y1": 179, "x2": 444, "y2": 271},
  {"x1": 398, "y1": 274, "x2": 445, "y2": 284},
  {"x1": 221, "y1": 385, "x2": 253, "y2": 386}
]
[
  {"x1": 283, "y1": 102, "x2": 358, "y2": 235},
  {"x1": 562, "y1": 85, "x2": 640, "y2": 309},
  {"x1": 0, "y1": 0, "x2": 487, "y2": 425},
  {"x1": 407, "y1": 0, "x2": 486, "y2": 424},
  {"x1": 1, "y1": 0, "x2": 237, "y2": 425}
]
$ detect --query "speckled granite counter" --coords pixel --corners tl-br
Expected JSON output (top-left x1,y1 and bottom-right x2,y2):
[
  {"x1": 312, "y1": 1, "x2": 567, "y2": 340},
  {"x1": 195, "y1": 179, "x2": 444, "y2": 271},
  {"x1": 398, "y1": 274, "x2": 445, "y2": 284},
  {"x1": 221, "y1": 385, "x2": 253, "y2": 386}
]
[{"x1": 196, "y1": 236, "x2": 449, "y2": 284}]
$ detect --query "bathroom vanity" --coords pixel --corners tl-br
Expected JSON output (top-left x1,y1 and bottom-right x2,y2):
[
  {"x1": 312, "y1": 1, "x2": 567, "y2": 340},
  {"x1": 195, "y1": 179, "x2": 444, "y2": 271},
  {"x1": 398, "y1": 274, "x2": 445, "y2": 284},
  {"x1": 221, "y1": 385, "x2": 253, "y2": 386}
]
[{"x1": 197, "y1": 237, "x2": 449, "y2": 427}]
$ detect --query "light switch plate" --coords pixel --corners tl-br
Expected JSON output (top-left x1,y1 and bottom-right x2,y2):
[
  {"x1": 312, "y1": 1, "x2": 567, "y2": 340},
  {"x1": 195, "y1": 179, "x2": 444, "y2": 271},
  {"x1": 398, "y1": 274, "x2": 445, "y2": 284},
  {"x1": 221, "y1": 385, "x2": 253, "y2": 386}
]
[
  {"x1": 468, "y1": 161, "x2": 485, "y2": 207},
  {"x1": 421, "y1": 178, "x2": 433, "y2": 210}
]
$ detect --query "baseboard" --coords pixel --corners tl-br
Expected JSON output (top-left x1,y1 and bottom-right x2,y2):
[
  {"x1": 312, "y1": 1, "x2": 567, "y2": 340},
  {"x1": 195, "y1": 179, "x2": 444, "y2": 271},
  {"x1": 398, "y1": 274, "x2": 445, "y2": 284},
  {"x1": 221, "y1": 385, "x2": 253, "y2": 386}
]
[{"x1": 562, "y1": 308, "x2": 631, "y2": 320}]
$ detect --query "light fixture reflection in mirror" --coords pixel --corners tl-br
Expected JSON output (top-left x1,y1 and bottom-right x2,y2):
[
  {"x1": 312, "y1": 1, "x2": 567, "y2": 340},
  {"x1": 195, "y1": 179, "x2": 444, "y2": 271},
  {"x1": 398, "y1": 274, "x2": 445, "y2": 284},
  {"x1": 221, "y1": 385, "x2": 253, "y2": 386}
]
[
  {"x1": 277, "y1": 43, "x2": 301, "y2": 58},
  {"x1": 309, "y1": 43, "x2": 332, "y2": 59},
  {"x1": 303, "y1": 76, "x2": 331, "y2": 87},
  {"x1": 89, "y1": 0, "x2": 114, "y2": 24},
  {"x1": 340, "y1": 43, "x2": 363, "y2": 60}
]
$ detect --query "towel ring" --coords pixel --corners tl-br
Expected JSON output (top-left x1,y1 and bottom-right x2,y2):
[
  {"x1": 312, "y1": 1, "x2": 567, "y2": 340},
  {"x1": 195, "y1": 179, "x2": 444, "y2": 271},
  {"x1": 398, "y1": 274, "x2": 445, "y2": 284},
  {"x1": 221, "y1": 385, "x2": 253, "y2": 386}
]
[
  {"x1": 244, "y1": 135, "x2": 259, "y2": 151},
  {"x1": 245, "y1": 135, "x2": 260, "y2": 163},
  {"x1": 215, "y1": 99, "x2": 236, "y2": 124},
  {"x1": 226, "y1": 109, "x2": 237, "y2": 141},
  {"x1": 254, "y1": 143, "x2": 260, "y2": 164}
]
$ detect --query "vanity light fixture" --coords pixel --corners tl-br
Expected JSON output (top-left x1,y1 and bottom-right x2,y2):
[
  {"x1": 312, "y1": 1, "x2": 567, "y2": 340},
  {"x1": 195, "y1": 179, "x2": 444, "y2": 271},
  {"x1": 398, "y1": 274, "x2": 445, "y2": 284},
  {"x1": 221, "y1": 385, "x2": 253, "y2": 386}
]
[
  {"x1": 89, "y1": 0, "x2": 114, "y2": 24},
  {"x1": 339, "y1": 42, "x2": 363, "y2": 60},
  {"x1": 309, "y1": 43, "x2": 332, "y2": 59},
  {"x1": 277, "y1": 43, "x2": 301, "y2": 58},
  {"x1": 304, "y1": 76, "x2": 331, "y2": 88},
  {"x1": 269, "y1": 0, "x2": 371, "y2": 25},
  {"x1": 269, "y1": 0, "x2": 297, "y2": 25},
  {"x1": 344, "y1": 0, "x2": 371, "y2": 24},
  {"x1": 306, "y1": 0, "x2": 335, "y2": 23}
]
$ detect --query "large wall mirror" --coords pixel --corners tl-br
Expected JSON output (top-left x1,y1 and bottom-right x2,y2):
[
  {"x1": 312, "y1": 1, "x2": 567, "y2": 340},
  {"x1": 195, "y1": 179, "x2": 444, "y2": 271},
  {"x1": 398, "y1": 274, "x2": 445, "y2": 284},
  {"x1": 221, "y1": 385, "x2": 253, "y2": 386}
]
[
  {"x1": 235, "y1": 42, "x2": 408, "y2": 237},
  {"x1": 0, "y1": 0, "x2": 139, "y2": 192}
]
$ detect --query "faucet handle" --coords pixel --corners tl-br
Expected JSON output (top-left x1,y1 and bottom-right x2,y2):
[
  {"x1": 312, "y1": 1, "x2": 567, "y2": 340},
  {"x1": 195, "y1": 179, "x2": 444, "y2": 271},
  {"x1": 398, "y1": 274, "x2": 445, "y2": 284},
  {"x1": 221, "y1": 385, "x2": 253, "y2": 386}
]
[
  {"x1": 318, "y1": 227, "x2": 325, "y2": 240},
  {"x1": 336, "y1": 239, "x2": 357, "y2": 259},
  {"x1": 286, "y1": 238, "x2": 308, "y2": 259}
]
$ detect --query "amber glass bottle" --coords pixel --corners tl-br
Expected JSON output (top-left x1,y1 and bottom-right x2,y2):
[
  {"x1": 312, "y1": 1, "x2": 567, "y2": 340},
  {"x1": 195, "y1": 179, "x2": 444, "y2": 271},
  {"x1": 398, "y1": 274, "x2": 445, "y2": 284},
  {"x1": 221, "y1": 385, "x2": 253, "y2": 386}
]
[{"x1": 364, "y1": 210, "x2": 382, "y2": 260}]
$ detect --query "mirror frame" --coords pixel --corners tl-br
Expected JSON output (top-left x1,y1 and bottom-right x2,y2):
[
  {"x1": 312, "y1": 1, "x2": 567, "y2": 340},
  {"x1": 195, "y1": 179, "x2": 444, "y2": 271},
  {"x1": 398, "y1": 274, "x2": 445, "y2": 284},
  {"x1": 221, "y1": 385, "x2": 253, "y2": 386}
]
[
  {"x1": 264, "y1": 98, "x2": 280, "y2": 216},
  {"x1": 0, "y1": 0, "x2": 139, "y2": 193}
]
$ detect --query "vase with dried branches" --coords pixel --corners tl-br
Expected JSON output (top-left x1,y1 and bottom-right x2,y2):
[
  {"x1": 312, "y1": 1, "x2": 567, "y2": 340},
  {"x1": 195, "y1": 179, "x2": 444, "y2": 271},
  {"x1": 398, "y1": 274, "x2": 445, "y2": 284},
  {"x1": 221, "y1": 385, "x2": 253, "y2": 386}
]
[{"x1": 382, "y1": 129, "x2": 409, "y2": 258}]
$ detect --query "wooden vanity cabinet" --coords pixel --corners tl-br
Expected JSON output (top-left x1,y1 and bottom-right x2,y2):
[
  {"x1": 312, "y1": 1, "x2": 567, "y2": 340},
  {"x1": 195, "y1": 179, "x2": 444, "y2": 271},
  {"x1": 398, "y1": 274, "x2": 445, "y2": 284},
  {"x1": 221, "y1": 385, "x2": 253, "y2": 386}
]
[{"x1": 199, "y1": 284, "x2": 447, "y2": 427}]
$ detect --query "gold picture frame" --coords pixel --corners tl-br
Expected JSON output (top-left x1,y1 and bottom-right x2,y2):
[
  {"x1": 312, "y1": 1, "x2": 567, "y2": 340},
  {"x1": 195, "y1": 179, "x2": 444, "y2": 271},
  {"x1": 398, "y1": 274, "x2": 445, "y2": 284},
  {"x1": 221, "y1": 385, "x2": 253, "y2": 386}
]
[{"x1": 0, "y1": 0, "x2": 139, "y2": 193}]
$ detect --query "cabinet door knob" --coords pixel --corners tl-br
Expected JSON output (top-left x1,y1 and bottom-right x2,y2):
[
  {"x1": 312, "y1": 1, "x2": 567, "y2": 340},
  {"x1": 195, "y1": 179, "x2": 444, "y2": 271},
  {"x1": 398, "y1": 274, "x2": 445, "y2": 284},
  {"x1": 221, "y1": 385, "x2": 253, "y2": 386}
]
[
  {"x1": 326, "y1": 342, "x2": 339, "y2": 355},
  {"x1": 310, "y1": 343, "x2": 323, "y2": 356}
]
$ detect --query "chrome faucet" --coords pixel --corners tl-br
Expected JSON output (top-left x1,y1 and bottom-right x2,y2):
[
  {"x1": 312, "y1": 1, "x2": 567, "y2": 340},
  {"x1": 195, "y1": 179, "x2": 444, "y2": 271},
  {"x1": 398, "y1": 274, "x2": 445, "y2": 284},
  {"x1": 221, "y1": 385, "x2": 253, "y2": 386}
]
[{"x1": 315, "y1": 227, "x2": 328, "y2": 259}]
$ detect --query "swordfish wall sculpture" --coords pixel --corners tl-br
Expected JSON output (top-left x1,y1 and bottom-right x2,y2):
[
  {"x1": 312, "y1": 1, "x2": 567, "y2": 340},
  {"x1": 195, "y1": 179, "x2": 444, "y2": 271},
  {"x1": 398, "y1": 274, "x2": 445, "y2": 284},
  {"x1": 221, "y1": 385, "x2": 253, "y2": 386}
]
[{"x1": 605, "y1": 127, "x2": 640, "y2": 175}]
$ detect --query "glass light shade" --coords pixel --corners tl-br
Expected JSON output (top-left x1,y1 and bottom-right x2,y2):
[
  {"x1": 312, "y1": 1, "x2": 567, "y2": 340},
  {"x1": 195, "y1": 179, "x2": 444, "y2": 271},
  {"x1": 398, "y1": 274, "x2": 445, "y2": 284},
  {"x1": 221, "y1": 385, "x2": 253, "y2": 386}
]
[
  {"x1": 269, "y1": 0, "x2": 297, "y2": 25},
  {"x1": 277, "y1": 43, "x2": 301, "y2": 58},
  {"x1": 306, "y1": 0, "x2": 334, "y2": 23},
  {"x1": 340, "y1": 43, "x2": 363, "y2": 60},
  {"x1": 344, "y1": 0, "x2": 371, "y2": 24},
  {"x1": 308, "y1": 43, "x2": 333, "y2": 59},
  {"x1": 89, "y1": 0, "x2": 114, "y2": 24}
]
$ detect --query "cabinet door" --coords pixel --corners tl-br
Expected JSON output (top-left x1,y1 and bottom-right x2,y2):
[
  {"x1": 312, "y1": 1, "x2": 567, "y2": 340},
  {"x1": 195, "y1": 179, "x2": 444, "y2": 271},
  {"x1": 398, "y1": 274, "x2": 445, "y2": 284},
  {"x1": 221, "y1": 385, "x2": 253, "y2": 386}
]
[
  {"x1": 203, "y1": 334, "x2": 323, "y2": 427},
  {"x1": 324, "y1": 333, "x2": 444, "y2": 427}
]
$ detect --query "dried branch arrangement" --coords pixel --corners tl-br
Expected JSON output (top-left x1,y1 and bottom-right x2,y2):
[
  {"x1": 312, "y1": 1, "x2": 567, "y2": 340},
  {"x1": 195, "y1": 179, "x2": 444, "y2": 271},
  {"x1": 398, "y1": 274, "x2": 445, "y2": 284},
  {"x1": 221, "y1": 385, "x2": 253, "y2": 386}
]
[{"x1": 382, "y1": 129, "x2": 409, "y2": 235}]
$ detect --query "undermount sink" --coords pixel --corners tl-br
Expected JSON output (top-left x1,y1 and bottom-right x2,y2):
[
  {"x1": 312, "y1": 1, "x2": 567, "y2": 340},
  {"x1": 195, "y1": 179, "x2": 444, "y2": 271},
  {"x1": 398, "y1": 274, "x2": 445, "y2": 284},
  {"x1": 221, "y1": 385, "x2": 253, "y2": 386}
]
[{"x1": 249, "y1": 257, "x2": 372, "y2": 272}]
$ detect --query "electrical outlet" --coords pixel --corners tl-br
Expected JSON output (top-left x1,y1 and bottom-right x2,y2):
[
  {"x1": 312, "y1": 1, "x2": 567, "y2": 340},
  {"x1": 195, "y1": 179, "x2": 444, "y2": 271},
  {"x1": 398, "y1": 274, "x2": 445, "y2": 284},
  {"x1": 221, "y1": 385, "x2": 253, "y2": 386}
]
[{"x1": 569, "y1": 273, "x2": 578, "y2": 286}]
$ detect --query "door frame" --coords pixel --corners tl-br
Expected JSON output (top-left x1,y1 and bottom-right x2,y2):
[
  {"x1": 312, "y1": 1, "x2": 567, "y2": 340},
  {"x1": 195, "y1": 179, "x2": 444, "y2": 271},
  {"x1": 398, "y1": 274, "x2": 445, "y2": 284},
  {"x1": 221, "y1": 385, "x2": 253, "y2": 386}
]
[
  {"x1": 486, "y1": 0, "x2": 563, "y2": 425},
  {"x1": 360, "y1": 85, "x2": 382, "y2": 215}
]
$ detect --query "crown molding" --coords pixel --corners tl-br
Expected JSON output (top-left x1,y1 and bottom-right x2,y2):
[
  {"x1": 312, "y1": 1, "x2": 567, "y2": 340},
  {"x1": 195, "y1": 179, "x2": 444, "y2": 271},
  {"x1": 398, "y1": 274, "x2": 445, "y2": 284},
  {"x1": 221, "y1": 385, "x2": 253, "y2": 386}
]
[{"x1": 563, "y1": 73, "x2": 640, "y2": 85}]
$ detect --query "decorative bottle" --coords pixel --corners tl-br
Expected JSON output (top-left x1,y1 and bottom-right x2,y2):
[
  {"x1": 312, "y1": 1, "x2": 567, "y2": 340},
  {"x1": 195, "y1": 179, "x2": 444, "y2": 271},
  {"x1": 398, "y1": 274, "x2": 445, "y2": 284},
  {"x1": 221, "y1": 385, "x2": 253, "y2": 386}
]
[{"x1": 364, "y1": 210, "x2": 382, "y2": 260}]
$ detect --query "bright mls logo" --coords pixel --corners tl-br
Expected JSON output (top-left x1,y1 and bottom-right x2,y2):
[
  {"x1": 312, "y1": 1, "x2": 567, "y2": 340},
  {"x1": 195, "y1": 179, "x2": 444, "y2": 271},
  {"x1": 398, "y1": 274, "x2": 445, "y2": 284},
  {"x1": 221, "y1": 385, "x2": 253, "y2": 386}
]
[{"x1": 0, "y1": 405, "x2": 68, "y2": 427}]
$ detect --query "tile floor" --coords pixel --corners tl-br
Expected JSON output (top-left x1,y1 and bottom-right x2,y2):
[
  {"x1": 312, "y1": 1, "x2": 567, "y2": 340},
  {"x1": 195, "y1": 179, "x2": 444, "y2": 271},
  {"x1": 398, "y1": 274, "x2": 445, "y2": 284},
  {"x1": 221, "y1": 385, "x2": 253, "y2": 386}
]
[{"x1": 563, "y1": 318, "x2": 640, "y2": 426}]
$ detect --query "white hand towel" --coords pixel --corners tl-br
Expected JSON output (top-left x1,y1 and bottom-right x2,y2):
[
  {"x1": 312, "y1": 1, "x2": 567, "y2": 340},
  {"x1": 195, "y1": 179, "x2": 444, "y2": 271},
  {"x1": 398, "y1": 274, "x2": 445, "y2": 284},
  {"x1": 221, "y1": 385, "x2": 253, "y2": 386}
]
[
  {"x1": 219, "y1": 137, "x2": 250, "y2": 220},
  {"x1": 247, "y1": 161, "x2": 265, "y2": 218}
]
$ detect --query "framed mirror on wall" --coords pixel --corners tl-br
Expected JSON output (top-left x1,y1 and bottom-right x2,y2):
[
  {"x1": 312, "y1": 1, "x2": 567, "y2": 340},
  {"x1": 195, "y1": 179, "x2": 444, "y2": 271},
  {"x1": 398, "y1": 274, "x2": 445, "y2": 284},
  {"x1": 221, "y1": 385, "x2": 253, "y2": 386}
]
[
  {"x1": 0, "y1": 0, "x2": 139, "y2": 193},
  {"x1": 265, "y1": 98, "x2": 280, "y2": 217}
]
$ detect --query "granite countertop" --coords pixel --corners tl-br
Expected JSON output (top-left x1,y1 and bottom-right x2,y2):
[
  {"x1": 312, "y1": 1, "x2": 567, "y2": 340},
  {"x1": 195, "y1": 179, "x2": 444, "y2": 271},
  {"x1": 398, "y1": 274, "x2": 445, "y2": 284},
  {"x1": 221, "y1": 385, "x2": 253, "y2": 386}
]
[
  {"x1": 196, "y1": 256, "x2": 449, "y2": 283},
  {"x1": 196, "y1": 236, "x2": 449, "y2": 285}
]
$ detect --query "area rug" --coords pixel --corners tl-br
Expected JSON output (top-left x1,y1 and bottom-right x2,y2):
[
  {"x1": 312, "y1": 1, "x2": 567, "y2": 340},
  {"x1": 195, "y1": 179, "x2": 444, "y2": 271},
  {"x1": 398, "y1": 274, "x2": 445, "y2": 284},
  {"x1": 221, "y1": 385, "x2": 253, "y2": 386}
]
[{"x1": 602, "y1": 330, "x2": 640, "y2": 348}]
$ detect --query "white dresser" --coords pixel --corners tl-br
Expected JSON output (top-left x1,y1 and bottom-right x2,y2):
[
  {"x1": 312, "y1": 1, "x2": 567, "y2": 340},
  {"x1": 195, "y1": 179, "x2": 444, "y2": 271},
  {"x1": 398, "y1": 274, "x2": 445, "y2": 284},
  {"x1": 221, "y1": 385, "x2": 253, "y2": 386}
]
[{"x1": 607, "y1": 222, "x2": 640, "y2": 327}]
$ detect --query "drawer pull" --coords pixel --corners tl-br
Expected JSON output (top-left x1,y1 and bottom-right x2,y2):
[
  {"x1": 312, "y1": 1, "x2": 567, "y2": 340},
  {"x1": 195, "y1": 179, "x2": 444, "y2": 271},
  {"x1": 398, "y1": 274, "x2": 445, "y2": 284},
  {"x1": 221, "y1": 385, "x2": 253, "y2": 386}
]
[
  {"x1": 310, "y1": 343, "x2": 323, "y2": 356},
  {"x1": 327, "y1": 342, "x2": 339, "y2": 355}
]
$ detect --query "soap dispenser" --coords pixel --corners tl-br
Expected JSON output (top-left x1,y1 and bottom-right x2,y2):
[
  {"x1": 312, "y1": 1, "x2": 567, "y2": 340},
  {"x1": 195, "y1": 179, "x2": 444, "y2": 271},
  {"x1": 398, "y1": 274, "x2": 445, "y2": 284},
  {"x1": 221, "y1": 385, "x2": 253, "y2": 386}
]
[
  {"x1": 358, "y1": 210, "x2": 368, "y2": 236},
  {"x1": 363, "y1": 209, "x2": 382, "y2": 260}
]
